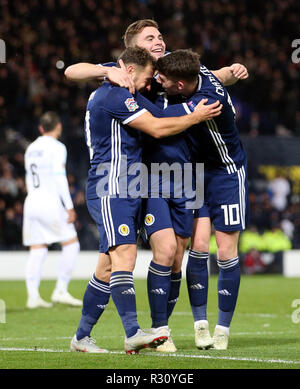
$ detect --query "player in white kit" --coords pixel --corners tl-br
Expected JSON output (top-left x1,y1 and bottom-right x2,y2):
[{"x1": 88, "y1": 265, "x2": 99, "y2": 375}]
[{"x1": 23, "y1": 111, "x2": 82, "y2": 308}]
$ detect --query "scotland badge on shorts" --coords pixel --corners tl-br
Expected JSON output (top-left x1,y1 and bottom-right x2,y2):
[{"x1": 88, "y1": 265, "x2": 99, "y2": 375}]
[
  {"x1": 124, "y1": 97, "x2": 139, "y2": 112},
  {"x1": 118, "y1": 224, "x2": 130, "y2": 236},
  {"x1": 144, "y1": 214, "x2": 155, "y2": 226}
]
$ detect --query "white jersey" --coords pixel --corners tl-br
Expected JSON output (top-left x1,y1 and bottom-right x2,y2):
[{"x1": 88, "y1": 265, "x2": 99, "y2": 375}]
[
  {"x1": 23, "y1": 135, "x2": 76, "y2": 246},
  {"x1": 24, "y1": 136, "x2": 73, "y2": 209}
]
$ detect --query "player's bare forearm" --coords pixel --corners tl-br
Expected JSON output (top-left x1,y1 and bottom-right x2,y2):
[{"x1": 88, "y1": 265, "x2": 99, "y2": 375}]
[
  {"x1": 64, "y1": 60, "x2": 135, "y2": 93},
  {"x1": 130, "y1": 99, "x2": 222, "y2": 139},
  {"x1": 64, "y1": 63, "x2": 106, "y2": 82},
  {"x1": 212, "y1": 64, "x2": 248, "y2": 86}
]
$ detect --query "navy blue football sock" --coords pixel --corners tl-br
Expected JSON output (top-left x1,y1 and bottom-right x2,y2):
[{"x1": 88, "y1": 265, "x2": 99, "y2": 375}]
[
  {"x1": 186, "y1": 250, "x2": 209, "y2": 322},
  {"x1": 76, "y1": 273, "x2": 110, "y2": 340},
  {"x1": 167, "y1": 271, "x2": 182, "y2": 319},
  {"x1": 217, "y1": 257, "x2": 240, "y2": 328},
  {"x1": 110, "y1": 271, "x2": 139, "y2": 338},
  {"x1": 147, "y1": 261, "x2": 172, "y2": 328}
]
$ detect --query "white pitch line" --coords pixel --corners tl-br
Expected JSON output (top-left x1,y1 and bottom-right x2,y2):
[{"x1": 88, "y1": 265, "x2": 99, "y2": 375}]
[
  {"x1": 230, "y1": 331, "x2": 288, "y2": 336},
  {"x1": 0, "y1": 347, "x2": 299, "y2": 365},
  {"x1": 163, "y1": 330, "x2": 297, "y2": 337},
  {"x1": 136, "y1": 352, "x2": 300, "y2": 365},
  {"x1": 137, "y1": 311, "x2": 291, "y2": 319},
  {"x1": 0, "y1": 329, "x2": 297, "y2": 342},
  {"x1": 0, "y1": 347, "x2": 64, "y2": 353},
  {"x1": 0, "y1": 335, "x2": 123, "y2": 341}
]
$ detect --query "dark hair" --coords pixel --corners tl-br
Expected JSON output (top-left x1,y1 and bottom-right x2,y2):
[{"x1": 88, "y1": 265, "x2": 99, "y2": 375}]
[
  {"x1": 123, "y1": 19, "x2": 159, "y2": 48},
  {"x1": 39, "y1": 111, "x2": 61, "y2": 132},
  {"x1": 118, "y1": 46, "x2": 156, "y2": 69},
  {"x1": 156, "y1": 49, "x2": 201, "y2": 82}
]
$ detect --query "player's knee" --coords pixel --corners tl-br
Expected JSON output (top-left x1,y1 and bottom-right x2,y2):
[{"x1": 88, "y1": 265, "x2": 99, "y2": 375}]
[
  {"x1": 110, "y1": 244, "x2": 137, "y2": 272},
  {"x1": 217, "y1": 244, "x2": 238, "y2": 260},
  {"x1": 152, "y1": 241, "x2": 177, "y2": 266},
  {"x1": 95, "y1": 270, "x2": 111, "y2": 284},
  {"x1": 191, "y1": 238, "x2": 209, "y2": 253},
  {"x1": 95, "y1": 265, "x2": 111, "y2": 284}
]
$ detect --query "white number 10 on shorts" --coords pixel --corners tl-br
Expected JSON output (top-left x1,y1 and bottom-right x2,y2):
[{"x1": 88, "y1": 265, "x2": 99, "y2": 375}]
[{"x1": 221, "y1": 204, "x2": 240, "y2": 226}]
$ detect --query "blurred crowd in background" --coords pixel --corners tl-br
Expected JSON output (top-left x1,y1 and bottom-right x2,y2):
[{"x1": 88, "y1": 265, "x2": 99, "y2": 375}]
[{"x1": 0, "y1": 0, "x2": 300, "y2": 257}]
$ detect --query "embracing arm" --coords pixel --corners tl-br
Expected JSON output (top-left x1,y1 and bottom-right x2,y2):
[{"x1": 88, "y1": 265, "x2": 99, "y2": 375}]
[
  {"x1": 128, "y1": 99, "x2": 222, "y2": 139},
  {"x1": 211, "y1": 63, "x2": 249, "y2": 86},
  {"x1": 65, "y1": 60, "x2": 248, "y2": 89},
  {"x1": 64, "y1": 62, "x2": 135, "y2": 93},
  {"x1": 64, "y1": 63, "x2": 108, "y2": 82}
]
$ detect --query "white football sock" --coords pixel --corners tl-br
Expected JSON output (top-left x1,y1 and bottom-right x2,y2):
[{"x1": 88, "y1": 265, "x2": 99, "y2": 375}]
[
  {"x1": 55, "y1": 240, "x2": 80, "y2": 293},
  {"x1": 215, "y1": 324, "x2": 230, "y2": 335},
  {"x1": 25, "y1": 247, "x2": 48, "y2": 299}
]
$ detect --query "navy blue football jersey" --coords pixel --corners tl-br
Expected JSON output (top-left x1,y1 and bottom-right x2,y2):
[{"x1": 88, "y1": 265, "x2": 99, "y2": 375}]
[
  {"x1": 155, "y1": 66, "x2": 247, "y2": 173},
  {"x1": 185, "y1": 66, "x2": 247, "y2": 173},
  {"x1": 84, "y1": 82, "x2": 148, "y2": 200},
  {"x1": 133, "y1": 92, "x2": 192, "y2": 168},
  {"x1": 98, "y1": 61, "x2": 191, "y2": 168}
]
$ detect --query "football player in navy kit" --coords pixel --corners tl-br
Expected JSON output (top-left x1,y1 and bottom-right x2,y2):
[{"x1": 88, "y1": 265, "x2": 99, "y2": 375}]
[
  {"x1": 155, "y1": 49, "x2": 249, "y2": 350},
  {"x1": 70, "y1": 47, "x2": 223, "y2": 354},
  {"x1": 65, "y1": 20, "x2": 248, "y2": 352}
]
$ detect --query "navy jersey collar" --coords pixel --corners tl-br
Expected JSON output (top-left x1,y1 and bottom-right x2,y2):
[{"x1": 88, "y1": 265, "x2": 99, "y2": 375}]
[{"x1": 197, "y1": 74, "x2": 202, "y2": 92}]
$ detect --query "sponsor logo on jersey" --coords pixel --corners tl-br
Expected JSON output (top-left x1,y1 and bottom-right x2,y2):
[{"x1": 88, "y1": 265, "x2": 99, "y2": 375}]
[
  {"x1": 145, "y1": 213, "x2": 155, "y2": 226},
  {"x1": 124, "y1": 97, "x2": 139, "y2": 112},
  {"x1": 118, "y1": 224, "x2": 130, "y2": 236}
]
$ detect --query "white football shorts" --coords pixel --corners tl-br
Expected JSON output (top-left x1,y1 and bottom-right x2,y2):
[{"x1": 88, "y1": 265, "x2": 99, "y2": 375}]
[{"x1": 22, "y1": 193, "x2": 77, "y2": 246}]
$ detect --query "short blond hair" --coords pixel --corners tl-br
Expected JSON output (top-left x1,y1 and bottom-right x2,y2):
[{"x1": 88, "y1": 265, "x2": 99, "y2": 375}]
[{"x1": 123, "y1": 19, "x2": 159, "y2": 48}]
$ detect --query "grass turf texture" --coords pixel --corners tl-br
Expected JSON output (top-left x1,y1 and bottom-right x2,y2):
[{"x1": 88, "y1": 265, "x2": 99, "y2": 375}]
[{"x1": 0, "y1": 275, "x2": 299, "y2": 369}]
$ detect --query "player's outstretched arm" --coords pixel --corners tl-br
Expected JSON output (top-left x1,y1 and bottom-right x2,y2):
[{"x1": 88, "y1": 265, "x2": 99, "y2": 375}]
[
  {"x1": 64, "y1": 62, "x2": 135, "y2": 93},
  {"x1": 64, "y1": 63, "x2": 106, "y2": 82},
  {"x1": 129, "y1": 99, "x2": 222, "y2": 139},
  {"x1": 212, "y1": 63, "x2": 249, "y2": 86}
]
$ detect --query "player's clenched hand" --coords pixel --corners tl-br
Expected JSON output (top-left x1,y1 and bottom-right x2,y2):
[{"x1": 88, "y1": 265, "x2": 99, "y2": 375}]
[
  {"x1": 67, "y1": 209, "x2": 77, "y2": 224},
  {"x1": 230, "y1": 63, "x2": 249, "y2": 80},
  {"x1": 106, "y1": 60, "x2": 135, "y2": 94},
  {"x1": 193, "y1": 99, "x2": 223, "y2": 121}
]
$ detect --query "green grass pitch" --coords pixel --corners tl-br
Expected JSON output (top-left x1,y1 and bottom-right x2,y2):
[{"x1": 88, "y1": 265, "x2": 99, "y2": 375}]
[{"x1": 0, "y1": 275, "x2": 299, "y2": 370}]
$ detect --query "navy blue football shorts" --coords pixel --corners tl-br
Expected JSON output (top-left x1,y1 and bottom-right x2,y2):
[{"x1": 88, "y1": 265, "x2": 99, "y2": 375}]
[
  {"x1": 86, "y1": 196, "x2": 142, "y2": 253},
  {"x1": 194, "y1": 165, "x2": 250, "y2": 232},
  {"x1": 143, "y1": 196, "x2": 194, "y2": 238}
]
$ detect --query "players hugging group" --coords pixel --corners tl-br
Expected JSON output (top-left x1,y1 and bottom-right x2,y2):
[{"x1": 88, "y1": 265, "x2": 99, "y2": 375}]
[{"x1": 65, "y1": 19, "x2": 249, "y2": 354}]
